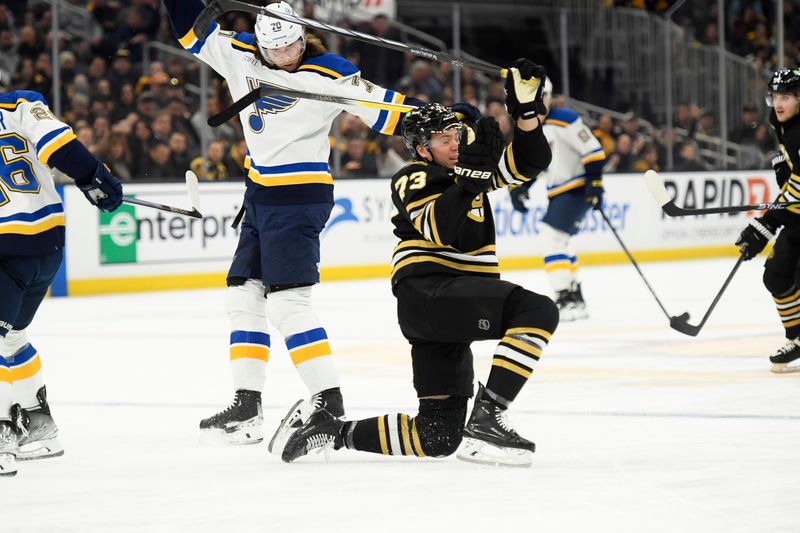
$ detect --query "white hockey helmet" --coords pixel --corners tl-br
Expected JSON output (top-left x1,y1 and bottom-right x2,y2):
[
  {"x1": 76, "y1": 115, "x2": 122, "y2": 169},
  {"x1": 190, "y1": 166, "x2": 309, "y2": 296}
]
[{"x1": 254, "y1": 1, "x2": 306, "y2": 61}]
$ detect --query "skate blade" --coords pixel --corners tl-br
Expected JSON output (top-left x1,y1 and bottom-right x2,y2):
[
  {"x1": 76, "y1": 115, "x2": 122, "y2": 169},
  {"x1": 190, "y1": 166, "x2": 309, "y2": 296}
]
[
  {"x1": 0, "y1": 453, "x2": 17, "y2": 476},
  {"x1": 771, "y1": 362, "x2": 800, "y2": 374},
  {"x1": 198, "y1": 423, "x2": 263, "y2": 446},
  {"x1": 17, "y1": 437, "x2": 64, "y2": 461},
  {"x1": 456, "y1": 438, "x2": 533, "y2": 468},
  {"x1": 268, "y1": 399, "x2": 305, "y2": 455}
]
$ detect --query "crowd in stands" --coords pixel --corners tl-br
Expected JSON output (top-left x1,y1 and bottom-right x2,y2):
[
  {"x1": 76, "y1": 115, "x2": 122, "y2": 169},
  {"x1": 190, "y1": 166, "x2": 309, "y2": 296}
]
[{"x1": 0, "y1": 0, "x2": 790, "y2": 183}]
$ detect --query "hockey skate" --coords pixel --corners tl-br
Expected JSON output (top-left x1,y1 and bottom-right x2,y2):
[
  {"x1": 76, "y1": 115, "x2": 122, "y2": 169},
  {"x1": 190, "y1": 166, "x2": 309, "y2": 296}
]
[
  {"x1": 457, "y1": 383, "x2": 535, "y2": 468},
  {"x1": 0, "y1": 420, "x2": 18, "y2": 476},
  {"x1": 281, "y1": 389, "x2": 344, "y2": 463},
  {"x1": 267, "y1": 398, "x2": 308, "y2": 455},
  {"x1": 770, "y1": 337, "x2": 800, "y2": 373},
  {"x1": 12, "y1": 386, "x2": 64, "y2": 461},
  {"x1": 569, "y1": 282, "x2": 589, "y2": 320},
  {"x1": 199, "y1": 389, "x2": 263, "y2": 445},
  {"x1": 555, "y1": 289, "x2": 581, "y2": 322}
]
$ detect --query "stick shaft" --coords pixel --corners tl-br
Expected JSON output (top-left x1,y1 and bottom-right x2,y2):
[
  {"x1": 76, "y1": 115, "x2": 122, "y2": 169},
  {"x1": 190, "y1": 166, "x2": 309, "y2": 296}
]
[{"x1": 123, "y1": 197, "x2": 202, "y2": 218}]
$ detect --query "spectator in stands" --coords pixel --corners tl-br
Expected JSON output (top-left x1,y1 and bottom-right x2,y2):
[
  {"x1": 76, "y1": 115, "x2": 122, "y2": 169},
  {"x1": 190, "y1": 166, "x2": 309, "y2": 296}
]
[
  {"x1": 191, "y1": 139, "x2": 230, "y2": 181},
  {"x1": 729, "y1": 104, "x2": 761, "y2": 144},
  {"x1": 167, "y1": 132, "x2": 192, "y2": 177},
  {"x1": 142, "y1": 141, "x2": 173, "y2": 180},
  {"x1": 353, "y1": 14, "x2": 405, "y2": 88},
  {"x1": 377, "y1": 136, "x2": 409, "y2": 178},
  {"x1": 695, "y1": 109, "x2": 718, "y2": 137},
  {"x1": 191, "y1": 96, "x2": 238, "y2": 146},
  {"x1": 110, "y1": 83, "x2": 137, "y2": 123},
  {"x1": 0, "y1": 29, "x2": 17, "y2": 82},
  {"x1": 100, "y1": 133, "x2": 134, "y2": 182},
  {"x1": 16, "y1": 25, "x2": 42, "y2": 61},
  {"x1": 593, "y1": 114, "x2": 617, "y2": 155},
  {"x1": 398, "y1": 60, "x2": 443, "y2": 102},
  {"x1": 150, "y1": 111, "x2": 173, "y2": 145},
  {"x1": 605, "y1": 132, "x2": 635, "y2": 173},
  {"x1": 129, "y1": 119, "x2": 153, "y2": 177},
  {"x1": 674, "y1": 139, "x2": 707, "y2": 171},
  {"x1": 107, "y1": 48, "x2": 138, "y2": 91},
  {"x1": 225, "y1": 138, "x2": 248, "y2": 178},
  {"x1": 341, "y1": 137, "x2": 379, "y2": 178},
  {"x1": 633, "y1": 142, "x2": 661, "y2": 172}
]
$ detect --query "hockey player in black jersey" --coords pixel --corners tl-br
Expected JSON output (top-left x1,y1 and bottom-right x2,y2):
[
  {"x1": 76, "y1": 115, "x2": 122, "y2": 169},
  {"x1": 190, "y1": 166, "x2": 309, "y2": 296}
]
[
  {"x1": 735, "y1": 68, "x2": 800, "y2": 373},
  {"x1": 280, "y1": 60, "x2": 558, "y2": 466}
]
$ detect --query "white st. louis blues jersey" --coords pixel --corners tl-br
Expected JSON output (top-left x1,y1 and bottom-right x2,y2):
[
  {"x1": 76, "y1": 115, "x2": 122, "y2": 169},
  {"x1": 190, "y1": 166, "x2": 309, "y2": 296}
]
[
  {"x1": 178, "y1": 23, "x2": 407, "y2": 205},
  {"x1": 542, "y1": 108, "x2": 606, "y2": 198},
  {"x1": 0, "y1": 91, "x2": 77, "y2": 255}
]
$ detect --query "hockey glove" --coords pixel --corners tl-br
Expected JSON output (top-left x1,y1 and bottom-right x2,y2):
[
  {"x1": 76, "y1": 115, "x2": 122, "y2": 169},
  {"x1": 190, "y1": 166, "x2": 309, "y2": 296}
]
[
  {"x1": 454, "y1": 117, "x2": 504, "y2": 195},
  {"x1": 504, "y1": 58, "x2": 547, "y2": 120},
  {"x1": 772, "y1": 152, "x2": 791, "y2": 188},
  {"x1": 509, "y1": 181, "x2": 534, "y2": 213},
  {"x1": 585, "y1": 178, "x2": 604, "y2": 210},
  {"x1": 735, "y1": 216, "x2": 777, "y2": 260},
  {"x1": 76, "y1": 162, "x2": 123, "y2": 212},
  {"x1": 451, "y1": 102, "x2": 482, "y2": 128}
]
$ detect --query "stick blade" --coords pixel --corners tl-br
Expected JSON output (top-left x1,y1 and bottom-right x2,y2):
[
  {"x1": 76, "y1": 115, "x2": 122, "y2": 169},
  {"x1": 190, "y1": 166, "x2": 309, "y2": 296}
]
[
  {"x1": 669, "y1": 312, "x2": 700, "y2": 337},
  {"x1": 185, "y1": 170, "x2": 201, "y2": 212},
  {"x1": 644, "y1": 170, "x2": 672, "y2": 207}
]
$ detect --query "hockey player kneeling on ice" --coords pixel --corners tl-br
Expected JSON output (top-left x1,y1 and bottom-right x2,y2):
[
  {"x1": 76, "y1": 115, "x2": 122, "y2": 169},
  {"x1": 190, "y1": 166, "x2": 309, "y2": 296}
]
[
  {"x1": 508, "y1": 77, "x2": 607, "y2": 322},
  {"x1": 0, "y1": 87, "x2": 124, "y2": 476},
  {"x1": 735, "y1": 68, "x2": 800, "y2": 374},
  {"x1": 278, "y1": 60, "x2": 558, "y2": 467}
]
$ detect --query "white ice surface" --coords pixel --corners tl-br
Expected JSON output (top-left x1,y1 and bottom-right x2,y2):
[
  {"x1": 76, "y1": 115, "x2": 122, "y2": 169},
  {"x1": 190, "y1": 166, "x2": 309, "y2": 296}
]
[{"x1": 3, "y1": 258, "x2": 799, "y2": 533}]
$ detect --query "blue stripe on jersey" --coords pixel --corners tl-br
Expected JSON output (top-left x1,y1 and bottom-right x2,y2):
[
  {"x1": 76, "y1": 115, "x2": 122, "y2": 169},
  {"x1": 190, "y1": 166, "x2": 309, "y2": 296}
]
[
  {"x1": 188, "y1": 22, "x2": 219, "y2": 54},
  {"x1": 547, "y1": 107, "x2": 580, "y2": 124},
  {"x1": 301, "y1": 53, "x2": 359, "y2": 78},
  {"x1": 0, "y1": 356, "x2": 9, "y2": 368},
  {"x1": 372, "y1": 90, "x2": 396, "y2": 133},
  {"x1": 0, "y1": 203, "x2": 63, "y2": 224},
  {"x1": 230, "y1": 330, "x2": 271, "y2": 346},
  {"x1": 247, "y1": 161, "x2": 330, "y2": 174},
  {"x1": 285, "y1": 327, "x2": 328, "y2": 350},
  {"x1": 10, "y1": 344, "x2": 37, "y2": 366},
  {"x1": 35, "y1": 126, "x2": 71, "y2": 154}
]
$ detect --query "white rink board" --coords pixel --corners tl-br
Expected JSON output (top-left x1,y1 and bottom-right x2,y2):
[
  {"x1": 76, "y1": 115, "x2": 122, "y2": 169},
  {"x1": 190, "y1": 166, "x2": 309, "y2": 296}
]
[{"x1": 61, "y1": 171, "x2": 779, "y2": 291}]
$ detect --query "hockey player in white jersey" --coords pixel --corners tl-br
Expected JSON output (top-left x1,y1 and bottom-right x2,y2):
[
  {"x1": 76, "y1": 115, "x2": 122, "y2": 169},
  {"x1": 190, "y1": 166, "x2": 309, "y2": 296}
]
[
  {"x1": 0, "y1": 88, "x2": 123, "y2": 476},
  {"x1": 163, "y1": 0, "x2": 424, "y2": 445},
  {"x1": 509, "y1": 78, "x2": 606, "y2": 321}
]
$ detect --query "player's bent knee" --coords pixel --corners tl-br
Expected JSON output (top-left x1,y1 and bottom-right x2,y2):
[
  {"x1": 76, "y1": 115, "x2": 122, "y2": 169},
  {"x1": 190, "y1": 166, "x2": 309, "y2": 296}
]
[
  {"x1": 505, "y1": 288, "x2": 560, "y2": 334},
  {"x1": 415, "y1": 397, "x2": 468, "y2": 457},
  {"x1": 763, "y1": 269, "x2": 794, "y2": 297}
]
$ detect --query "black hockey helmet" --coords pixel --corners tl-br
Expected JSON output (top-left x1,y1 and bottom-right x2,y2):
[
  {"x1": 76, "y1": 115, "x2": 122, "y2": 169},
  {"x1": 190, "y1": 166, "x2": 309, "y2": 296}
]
[
  {"x1": 766, "y1": 68, "x2": 800, "y2": 107},
  {"x1": 402, "y1": 103, "x2": 461, "y2": 154}
]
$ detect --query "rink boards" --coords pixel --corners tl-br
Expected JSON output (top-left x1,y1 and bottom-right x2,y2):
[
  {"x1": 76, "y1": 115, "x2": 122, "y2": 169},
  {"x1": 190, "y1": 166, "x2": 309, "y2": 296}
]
[{"x1": 54, "y1": 170, "x2": 780, "y2": 296}]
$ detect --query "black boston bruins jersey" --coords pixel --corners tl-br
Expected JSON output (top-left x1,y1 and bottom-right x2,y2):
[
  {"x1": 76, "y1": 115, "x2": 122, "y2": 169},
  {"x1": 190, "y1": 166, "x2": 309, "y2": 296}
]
[
  {"x1": 769, "y1": 110, "x2": 800, "y2": 224},
  {"x1": 390, "y1": 125, "x2": 551, "y2": 285}
]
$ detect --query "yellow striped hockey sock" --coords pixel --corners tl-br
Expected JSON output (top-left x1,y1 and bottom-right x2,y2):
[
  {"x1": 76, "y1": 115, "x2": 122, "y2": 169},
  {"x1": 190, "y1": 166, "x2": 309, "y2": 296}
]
[{"x1": 486, "y1": 327, "x2": 551, "y2": 404}]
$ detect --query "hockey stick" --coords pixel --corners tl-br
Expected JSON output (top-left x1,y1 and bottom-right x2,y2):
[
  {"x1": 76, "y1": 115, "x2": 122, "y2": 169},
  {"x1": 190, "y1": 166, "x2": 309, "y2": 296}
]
[
  {"x1": 208, "y1": 84, "x2": 418, "y2": 127},
  {"x1": 668, "y1": 255, "x2": 744, "y2": 336},
  {"x1": 644, "y1": 170, "x2": 800, "y2": 215},
  {"x1": 191, "y1": 0, "x2": 507, "y2": 77},
  {"x1": 598, "y1": 207, "x2": 684, "y2": 322},
  {"x1": 122, "y1": 170, "x2": 203, "y2": 218}
]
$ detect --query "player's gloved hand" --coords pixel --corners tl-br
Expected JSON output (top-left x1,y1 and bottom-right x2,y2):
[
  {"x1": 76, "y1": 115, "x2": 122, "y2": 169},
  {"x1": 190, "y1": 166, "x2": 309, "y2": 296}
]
[
  {"x1": 509, "y1": 181, "x2": 533, "y2": 213},
  {"x1": 454, "y1": 117, "x2": 504, "y2": 194},
  {"x1": 76, "y1": 162, "x2": 123, "y2": 212},
  {"x1": 735, "y1": 216, "x2": 777, "y2": 260},
  {"x1": 450, "y1": 102, "x2": 481, "y2": 128},
  {"x1": 504, "y1": 58, "x2": 547, "y2": 120},
  {"x1": 585, "y1": 177, "x2": 604, "y2": 210},
  {"x1": 772, "y1": 152, "x2": 791, "y2": 188}
]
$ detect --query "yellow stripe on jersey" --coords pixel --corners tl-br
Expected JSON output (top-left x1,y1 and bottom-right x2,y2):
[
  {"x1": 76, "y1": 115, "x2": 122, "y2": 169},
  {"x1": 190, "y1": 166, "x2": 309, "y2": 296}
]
[
  {"x1": 289, "y1": 341, "x2": 331, "y2": 365},
  {"x1": 405, "y1": 193, "x2": 441, "y2": 212},
  {"x1": 582, "y1": 151, "x2": 606, "y2": 164},
  {"x1": 247, "y1": 169, "x2": 334, "y2": 187},
  {"x1": 0, "y1": 367, "x2": 10, "y2": 383},
  {"x1": 392, "y1": 255, "x2": 500, "y2": 276},
  {"x1": 38, "y1": 131, "x2": 77, "y2": 164},
  {"x1": 507, "y1": 327, "x2": 552, "y2": 342},
  {"x1": 297, "y1": 64, "x2": 343, "y2": 79},
  {"x1": 505, "y1": 144, "x2": 526, "y2": 181},
  {"x1": 377, "y1": 415, "x2": 389, "y2": 455},
  {"x1": 429, "y1": 202, "x2": 442, "y2": 245},
  {"x1": 548, "y1": 178, "x2": 586, "y2": 197},
  {"x1": 0, "y1": 98, "x2": 31, "y2": 111},
  {"x1": 178, "y1": 28, "x2": 199, "y2": 49},
  {"x1": 394, "y1": 239, "x2": 496, "y2": 255},
  {"x1": 229, "y1": 345, "x2": 269, "y2": 362},
  {"x1": 492, "y1": 358, "x2": 532, "y2": 378},
  {"x1": 10, "y1": 354, "x2": 41, "y2": 381},
  {"x1": 0, "y1": 215, "x2": 65, "y2": 235},
  {"x1": 382, "y1": 93, "x2": 407, "y2": 134},
  {"x1": 545, "y1": 119, "x2": 569, "y2": 128},
  {"x1": 232, "y1": 38, "x2": 257, "y2": 51}
]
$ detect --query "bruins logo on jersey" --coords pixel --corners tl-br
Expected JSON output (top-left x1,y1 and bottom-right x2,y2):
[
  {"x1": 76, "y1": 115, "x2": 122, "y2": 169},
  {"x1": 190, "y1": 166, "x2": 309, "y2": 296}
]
[{"x1": 246, "y1": 79, "x2": 299, "y2": 133}]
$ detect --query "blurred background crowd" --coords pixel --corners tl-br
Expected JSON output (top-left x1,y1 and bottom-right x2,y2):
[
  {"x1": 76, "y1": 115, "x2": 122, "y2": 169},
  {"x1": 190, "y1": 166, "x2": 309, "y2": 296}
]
[{"x1": 0, "y1": 0, "x2": 795, "y2": 182}]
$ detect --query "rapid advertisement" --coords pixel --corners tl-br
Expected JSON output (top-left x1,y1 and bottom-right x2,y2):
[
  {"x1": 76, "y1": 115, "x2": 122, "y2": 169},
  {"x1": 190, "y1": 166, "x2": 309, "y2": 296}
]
[{"x1": 59, "y1": 171, "x2": 778, "y2": 296}]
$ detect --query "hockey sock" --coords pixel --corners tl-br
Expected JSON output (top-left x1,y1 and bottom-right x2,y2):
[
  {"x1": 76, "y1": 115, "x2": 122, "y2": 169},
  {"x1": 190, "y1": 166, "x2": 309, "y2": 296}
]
[
  {"x1": 0, "y1": 355, "x2": 10, "y2": 419},
  {"x1": 342, "y1": 398, "x2": 467, "y2": 457},
  {"x1": 773, "y1": 286, "x2": 800, "y2": 338},
  {"x1": 9, "y1": 343, "x2": 43, "y2": 410},
  {"x1": 226, "y1": 281, "x2": 270, "y2": 393},
  {"x1": 486, "y1": 288, "x2": 559, "y2": 405},
  {"x1": 541, "y1": 224, "x2": 576, "y2": 293}
]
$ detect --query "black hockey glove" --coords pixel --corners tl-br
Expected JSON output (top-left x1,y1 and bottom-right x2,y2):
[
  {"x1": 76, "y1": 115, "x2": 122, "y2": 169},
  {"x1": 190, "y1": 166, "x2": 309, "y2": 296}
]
[
  {"x1": 509, "y1": 181, "x2": 534, "y2": 213},
  {"x1": 735, "y1": 216, "x2": 777, "y2": 260},
  {"x1": 772, "y1": 152, "x2": 791, "y2": 188},
  {"x1": 451, "y1": 102, "x2": 482, "y2": 128},
  {"x1": 504, "y1": 58, "x2": 547, "y2": 120},
  {"x1": 585, "y1": 177, "x2": 604, "y2": 210},
  {"x1": 76, "y1": 162, "x2": 123, "y2": 212},
  {"x1": 454, "y1": 117, "x2": 504, "y2": 195}
]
